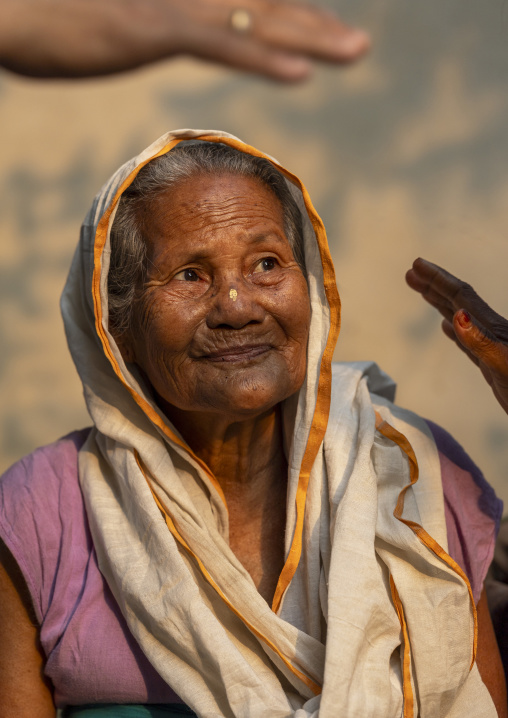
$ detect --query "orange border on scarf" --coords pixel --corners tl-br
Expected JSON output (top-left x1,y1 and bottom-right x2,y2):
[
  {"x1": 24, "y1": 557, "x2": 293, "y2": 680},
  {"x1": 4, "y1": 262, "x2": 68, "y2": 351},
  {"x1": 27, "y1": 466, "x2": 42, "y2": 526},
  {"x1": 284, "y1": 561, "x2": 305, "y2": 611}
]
[
  {"x1": 375, "y1": 411, "x2": 478, "y2": 675},
  {"x1": 91, "y1": 133, "x2": 341, "y2": 615},
  {"x1": 390, "y1": 575, "x2": 414, "y2": 718}
]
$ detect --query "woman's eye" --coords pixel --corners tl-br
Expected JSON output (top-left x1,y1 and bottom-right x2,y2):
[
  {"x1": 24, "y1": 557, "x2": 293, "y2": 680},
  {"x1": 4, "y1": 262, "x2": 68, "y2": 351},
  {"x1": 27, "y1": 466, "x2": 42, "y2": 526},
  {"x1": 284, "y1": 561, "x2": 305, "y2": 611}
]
[
  {"x1": 174, "y1": 268, "x2": 200, "y2": 281},
  {"x1": 253, "y1": 257, "x2": 277, "y2": 273}
]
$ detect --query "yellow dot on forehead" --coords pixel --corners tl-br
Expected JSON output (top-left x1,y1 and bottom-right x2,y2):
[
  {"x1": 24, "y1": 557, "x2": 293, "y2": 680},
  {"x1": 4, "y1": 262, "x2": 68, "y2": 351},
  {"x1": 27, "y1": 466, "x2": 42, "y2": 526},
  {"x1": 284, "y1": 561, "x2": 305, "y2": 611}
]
[{"x1": 229, "y1": 288, "x2": 238, "y2": 301}]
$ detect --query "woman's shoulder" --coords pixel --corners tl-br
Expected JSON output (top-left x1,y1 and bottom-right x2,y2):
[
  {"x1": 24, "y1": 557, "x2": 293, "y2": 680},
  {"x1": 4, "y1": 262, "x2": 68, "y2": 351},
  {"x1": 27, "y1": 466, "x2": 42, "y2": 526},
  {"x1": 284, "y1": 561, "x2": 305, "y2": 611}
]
[
  {"x1": 425, "y1": 420, "x2": 502, "y2": 604},
  {"x1": 1, "y1": 427, "x2": 90, "y2": 479},
  {"x1": 0, "y1": 428, "x2": 90, "y2": 489},
  {"x1": 425, "y1": 419, "x2": 502, "y2": 530},
  {"x1": 0, "y1": 428, "x2": 91, "y2": 528},
  {"x1": 0, "y1": 428, "x2": 92, "y2": 622}
]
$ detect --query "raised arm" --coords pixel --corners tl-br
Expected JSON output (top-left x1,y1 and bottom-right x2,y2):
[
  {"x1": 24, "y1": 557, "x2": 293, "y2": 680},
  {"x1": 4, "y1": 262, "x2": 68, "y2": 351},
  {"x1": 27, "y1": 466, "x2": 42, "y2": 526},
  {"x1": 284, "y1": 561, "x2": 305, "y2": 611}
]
[
  {"x1": 0, "y1": 0, "x2": 369, "y2": 82},
  {"x1": 406, "y1": 258, "x2": 508, "y2": 415}
]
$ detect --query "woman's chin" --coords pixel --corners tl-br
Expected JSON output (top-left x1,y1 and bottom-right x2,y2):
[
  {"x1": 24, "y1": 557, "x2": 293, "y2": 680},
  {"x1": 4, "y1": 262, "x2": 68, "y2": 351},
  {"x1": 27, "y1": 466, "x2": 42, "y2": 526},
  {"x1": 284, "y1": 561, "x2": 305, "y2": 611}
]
[
  {"x1": 155, "y1": 362, "x2": 305, "y2": 423},
  {"x1": 208, "y1": 384, "x2": 288, "y2": 419},
  {"x1": 200, "y1": 373, "x2": 297, "y2": 420}
]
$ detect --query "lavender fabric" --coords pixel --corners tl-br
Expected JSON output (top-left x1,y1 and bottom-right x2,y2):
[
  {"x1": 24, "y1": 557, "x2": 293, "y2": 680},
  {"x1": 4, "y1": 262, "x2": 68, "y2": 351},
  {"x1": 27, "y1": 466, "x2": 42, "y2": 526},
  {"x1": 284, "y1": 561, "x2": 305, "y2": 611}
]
[
  {"x1": 426, "y1": 420, "x2": 503, "y2": 604},
  {"x1": 0, "y1": 429, "x2": 183, "y2": 708},
  {"x1": 0, "y1": 424, "x2": 501, "y2": 706}
]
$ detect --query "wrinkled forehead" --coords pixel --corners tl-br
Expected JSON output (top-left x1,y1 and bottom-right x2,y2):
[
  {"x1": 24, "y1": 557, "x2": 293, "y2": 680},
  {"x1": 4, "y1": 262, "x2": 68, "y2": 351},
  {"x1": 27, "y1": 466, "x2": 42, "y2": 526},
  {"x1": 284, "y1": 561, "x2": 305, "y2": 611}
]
[
  {"x1": 141, "y1": 170, "x2": 286, "y2": 215},
  {"x1": 139, "y1": 172, "x2": 287, "y2": 237},
  {"x1": 95, "y1": 137, "x2": 303, "y2": 246}
]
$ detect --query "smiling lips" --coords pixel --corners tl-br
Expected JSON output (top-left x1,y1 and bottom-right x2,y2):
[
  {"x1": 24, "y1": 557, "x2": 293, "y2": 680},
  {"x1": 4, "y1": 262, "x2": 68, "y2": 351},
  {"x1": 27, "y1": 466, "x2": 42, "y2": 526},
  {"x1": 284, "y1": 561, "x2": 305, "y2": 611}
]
[{"x1": 203, "y1": 344, "x2": 272, "y2": 363}]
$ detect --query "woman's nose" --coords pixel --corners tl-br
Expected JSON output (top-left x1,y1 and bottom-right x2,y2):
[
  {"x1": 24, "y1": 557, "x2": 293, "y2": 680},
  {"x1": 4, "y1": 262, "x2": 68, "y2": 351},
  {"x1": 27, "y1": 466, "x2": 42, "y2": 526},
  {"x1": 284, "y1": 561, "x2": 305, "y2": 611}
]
[{"x1": 206, "y1": 280, "x2": 265, "y2": 330}]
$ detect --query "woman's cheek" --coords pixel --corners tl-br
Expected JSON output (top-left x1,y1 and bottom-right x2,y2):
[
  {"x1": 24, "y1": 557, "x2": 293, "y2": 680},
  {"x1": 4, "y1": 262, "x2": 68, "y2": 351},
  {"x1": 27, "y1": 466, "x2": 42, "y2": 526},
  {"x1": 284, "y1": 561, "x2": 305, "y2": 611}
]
[
  {"x1": 277, "y1": 278, "x2": 311, "y2": 340},
  {"x1": 147, "y1": 311, "x2": 207, "y2": 370}
]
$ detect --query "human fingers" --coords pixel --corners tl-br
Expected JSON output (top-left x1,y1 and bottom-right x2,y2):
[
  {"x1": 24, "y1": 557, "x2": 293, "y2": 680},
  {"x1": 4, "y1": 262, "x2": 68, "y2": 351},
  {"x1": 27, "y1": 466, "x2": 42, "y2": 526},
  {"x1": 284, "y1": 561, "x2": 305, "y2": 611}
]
[
  {"x1": 407, "y1": 258, "x2": 508, "y2": 338},
  {"x1": 408, "y1": 258, "x2": 508, "y2": 414},
  {"x1": 441, "y1": 317, "x2": 481, "y2": 367},
  {"x1": 406, "y1": 258, "x2": 468, "y2": 307},
  {"x1": 177, "y1": 24, "x2": 314, "y2": 82},
  {"x1": 406, "y1": 264, "x2": 458, "y2": 323},
  {"x1": 452, "y1": 310, "x2": 508, "y2": 414},
  {"x1": 235, "y1": 0, "x2": 371, "y2": 64},
  {"x1": 176, "y1": 0, "x2": 369, "y2": 82}
]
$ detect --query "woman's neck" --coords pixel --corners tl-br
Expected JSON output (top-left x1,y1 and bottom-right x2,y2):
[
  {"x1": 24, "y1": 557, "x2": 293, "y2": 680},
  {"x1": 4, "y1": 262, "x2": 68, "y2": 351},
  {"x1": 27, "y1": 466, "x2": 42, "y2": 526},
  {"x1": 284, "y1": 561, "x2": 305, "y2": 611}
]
[
  {"x1": 163, "y1": 403, "x2": 287, "y2": 498},
  {"x1": 163, "y1": 402, "x2": 288, "y2": 603}
]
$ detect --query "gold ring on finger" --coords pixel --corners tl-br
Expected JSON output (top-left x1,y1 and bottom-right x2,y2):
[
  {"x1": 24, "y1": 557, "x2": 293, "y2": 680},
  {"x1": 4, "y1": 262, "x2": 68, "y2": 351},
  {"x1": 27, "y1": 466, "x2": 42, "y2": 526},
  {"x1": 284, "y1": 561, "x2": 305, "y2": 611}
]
[{"x1": 229, "y1": 8, "x2": 253, "y2": 34}]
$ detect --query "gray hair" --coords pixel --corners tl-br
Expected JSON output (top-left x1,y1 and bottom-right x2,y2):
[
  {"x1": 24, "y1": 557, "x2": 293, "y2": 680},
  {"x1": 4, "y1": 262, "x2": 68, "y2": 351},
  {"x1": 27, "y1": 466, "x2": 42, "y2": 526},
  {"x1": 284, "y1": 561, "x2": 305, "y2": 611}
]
[{"x1": 108, "y1": 141, "x2": 305, "y2": 337}]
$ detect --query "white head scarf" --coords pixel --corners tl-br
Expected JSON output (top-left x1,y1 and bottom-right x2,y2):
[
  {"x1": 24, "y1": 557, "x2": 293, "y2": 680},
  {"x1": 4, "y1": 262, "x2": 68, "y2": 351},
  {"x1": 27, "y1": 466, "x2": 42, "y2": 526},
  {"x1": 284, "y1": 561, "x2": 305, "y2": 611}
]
[{"x1": 61, "y1": 129, "x2": 495, "y2": 717}]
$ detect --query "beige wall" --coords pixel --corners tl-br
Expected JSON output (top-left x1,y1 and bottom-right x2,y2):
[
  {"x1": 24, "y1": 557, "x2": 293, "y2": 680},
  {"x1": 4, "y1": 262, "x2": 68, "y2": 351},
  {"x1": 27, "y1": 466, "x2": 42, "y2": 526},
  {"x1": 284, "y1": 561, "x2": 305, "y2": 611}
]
[{"x1": 1, "y1": 0, "x2": 508, "y2": 505}]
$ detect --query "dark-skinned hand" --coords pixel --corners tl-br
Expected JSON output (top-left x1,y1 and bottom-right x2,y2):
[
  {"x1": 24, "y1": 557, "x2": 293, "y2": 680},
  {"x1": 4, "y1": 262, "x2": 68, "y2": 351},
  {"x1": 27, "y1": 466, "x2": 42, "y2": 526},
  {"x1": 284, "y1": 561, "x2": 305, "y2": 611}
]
[
  {"x1": 0, "y1": 0, "x2": 369, "y2": 81},
  {"x1": 406, "y1": 257, "x2": 508, "y2": 415}
]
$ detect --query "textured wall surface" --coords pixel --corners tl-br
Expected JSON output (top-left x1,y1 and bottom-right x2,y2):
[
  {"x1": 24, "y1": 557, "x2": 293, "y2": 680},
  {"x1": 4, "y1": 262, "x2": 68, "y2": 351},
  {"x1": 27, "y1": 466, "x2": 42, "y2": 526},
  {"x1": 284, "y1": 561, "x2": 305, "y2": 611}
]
[{"x1": 1, "y1": 0, "x2": 508, "y2": 505}]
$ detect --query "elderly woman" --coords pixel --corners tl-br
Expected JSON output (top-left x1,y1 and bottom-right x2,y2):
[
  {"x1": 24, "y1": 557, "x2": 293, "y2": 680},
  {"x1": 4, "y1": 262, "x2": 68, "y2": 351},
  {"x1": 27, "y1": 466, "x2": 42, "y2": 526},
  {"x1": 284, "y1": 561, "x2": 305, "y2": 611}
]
[{"x1": 0, "y1": 130, "x2": 506, "y2": 717}]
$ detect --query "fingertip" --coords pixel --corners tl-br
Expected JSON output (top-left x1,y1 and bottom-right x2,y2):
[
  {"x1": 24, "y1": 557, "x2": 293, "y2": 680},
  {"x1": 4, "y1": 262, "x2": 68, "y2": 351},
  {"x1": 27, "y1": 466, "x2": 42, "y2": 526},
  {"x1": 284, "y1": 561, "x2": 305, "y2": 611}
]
[
  {"x1": 453, "y1": 309, "x2": 482, "y2": 352},
  {"x1": 454, "y1": 309, "x2": 472, "y2": 331},
  {"x1": 412, "y1": 257, "x2": 431, "y2": 271},
  {"x1": 410, "y1": 257, "x2": 445, "y2": 283},
  {"x1": 405, "y1": 268, "x2": 416, "y2": 286},
  {"x1": 406, "y1": 258, "x2": 425, "y2": 280},
  {"x1": 335, "y1": 29, "x2": 371, "y2": 59},
  {"x1": 405, "y1": 267, "x2": 425, "y2": 292},
  {"x1": 269, "y1": 54, "x2": 313, "y2": 82}
]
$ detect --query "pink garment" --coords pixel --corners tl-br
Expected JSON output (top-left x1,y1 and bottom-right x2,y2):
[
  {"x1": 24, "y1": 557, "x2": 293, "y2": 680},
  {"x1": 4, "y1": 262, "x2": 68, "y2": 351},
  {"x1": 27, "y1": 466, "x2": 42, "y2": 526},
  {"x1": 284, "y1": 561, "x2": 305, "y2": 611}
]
[
  {"x1": 0, "y1": 425, "x2": 501, "y2": 707},
  {"x1": 426, "y1": 419, "x2": 503, "y2": 604},
  {"x1": 0, "y1": 429, "x2": 182, "y2": 708}
]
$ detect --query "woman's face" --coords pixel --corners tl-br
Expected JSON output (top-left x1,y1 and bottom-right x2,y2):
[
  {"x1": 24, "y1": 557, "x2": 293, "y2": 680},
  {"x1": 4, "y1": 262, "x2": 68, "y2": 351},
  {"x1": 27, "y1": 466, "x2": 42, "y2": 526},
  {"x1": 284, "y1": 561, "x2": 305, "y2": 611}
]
[{"x1": 121, "y1": 171, "x2": 311, "y2": 422}]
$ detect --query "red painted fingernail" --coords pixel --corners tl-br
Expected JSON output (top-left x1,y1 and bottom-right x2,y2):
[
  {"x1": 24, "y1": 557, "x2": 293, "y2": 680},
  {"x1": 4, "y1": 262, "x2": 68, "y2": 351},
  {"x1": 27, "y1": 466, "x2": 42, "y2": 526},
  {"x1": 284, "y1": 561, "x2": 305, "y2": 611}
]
[{"x1": 457, "y1": 310, "x2": 471, "y2": 328}]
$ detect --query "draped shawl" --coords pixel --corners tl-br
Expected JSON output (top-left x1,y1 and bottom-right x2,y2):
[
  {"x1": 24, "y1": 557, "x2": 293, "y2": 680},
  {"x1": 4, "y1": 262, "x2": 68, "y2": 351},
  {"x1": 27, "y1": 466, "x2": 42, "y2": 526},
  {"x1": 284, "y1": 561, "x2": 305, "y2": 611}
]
[{"x1": 61, "y1": 129, "x2": 496, "y2": 717}]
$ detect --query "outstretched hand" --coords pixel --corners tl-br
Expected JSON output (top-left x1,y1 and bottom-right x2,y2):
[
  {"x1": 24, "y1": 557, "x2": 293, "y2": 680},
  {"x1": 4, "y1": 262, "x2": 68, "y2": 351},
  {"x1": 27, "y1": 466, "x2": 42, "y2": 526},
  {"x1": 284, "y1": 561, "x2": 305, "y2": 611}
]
[
  {"x1": 0, "y1": 0, "x2": 370, "y2": 81},
  {"x1": 406, "y1": 258, "x2": 508, "y2": 415}
]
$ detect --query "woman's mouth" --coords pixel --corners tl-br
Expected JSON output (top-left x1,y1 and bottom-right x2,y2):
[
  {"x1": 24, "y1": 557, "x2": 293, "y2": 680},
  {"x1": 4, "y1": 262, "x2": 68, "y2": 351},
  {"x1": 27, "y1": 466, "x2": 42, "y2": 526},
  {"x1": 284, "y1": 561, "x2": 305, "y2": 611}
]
[{"x1": 203, "y1": 345, "x2": 272, "y2": 363}]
